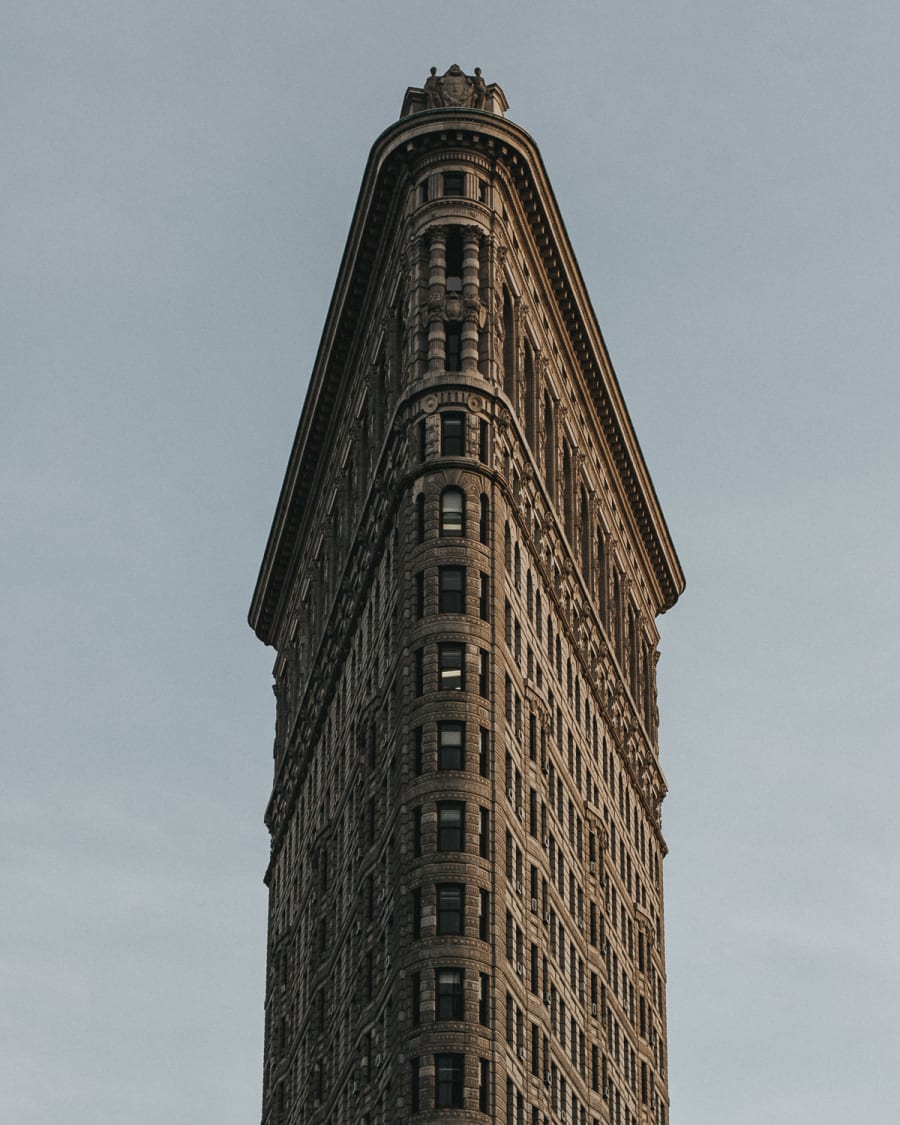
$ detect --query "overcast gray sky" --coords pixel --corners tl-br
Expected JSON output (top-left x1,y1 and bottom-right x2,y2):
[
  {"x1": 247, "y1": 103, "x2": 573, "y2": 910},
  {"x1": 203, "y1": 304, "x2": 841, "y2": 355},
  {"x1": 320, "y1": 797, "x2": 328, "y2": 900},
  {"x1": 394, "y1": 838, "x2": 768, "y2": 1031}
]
[{"x1": 4, "y1": 3, "x2": 899, "y2": 1123}]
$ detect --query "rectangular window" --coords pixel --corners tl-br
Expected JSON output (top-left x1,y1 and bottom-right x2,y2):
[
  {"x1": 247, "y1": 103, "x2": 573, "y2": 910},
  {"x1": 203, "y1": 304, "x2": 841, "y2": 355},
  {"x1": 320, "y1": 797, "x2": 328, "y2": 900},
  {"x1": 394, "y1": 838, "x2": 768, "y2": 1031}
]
[
  {"x1": 437, "y1": 883, "x2": 465, "y2": 934},
  {"x1": 479, "y1": 972, "x2": 490, "y2": 1026},
  {"x1": 435, "y1": 1052, "x2": 465, "y2": 1107},
  {"x1": 479, "y1": 649, "x2": 489, "y2": 697},
  {"x1": 479, "y1": 806, "x2": 490, "y2": 858},
  {"x1": 479, "y1": 418, "x2": 489, "y2": 463},
  {"x1": 414, "y1": 648, "x2": 424, "y2": 696},
  {"x1": 479, "y1": 573, "x2": 489, "y2": 620},
  {"x1": 479, "y1": 888, "x2": 490, "y2": 941},
  {"x1": 414, "y1": 725, "x2": 423, "y2": 776},
  {"x1": 441, "y1": 411, "x2": 465, "y2": 455},
  {"x1": 443, "y1": 171, "x2": 464, "y2": 197},
  {"x1": 413, "y1": 888, "x2": 422, "y2": 939},
  {"x1": 411, "y1": 972, "x2": 421, "y2": 1026},
  {"x1": 415, "y1": 570, "x2": 425, "y2": 618},
  {"x1": 445, "y1": 323, "x2": 462, "y2": 372},
  {"x1": 436, "y1": 967, "x2": 464, "y2": 1020},
  {"x1": 479, "y1": 1057, "x2": 490, "y2": 1112},
  {"x1": 438, "y1": 720, "x2": 465, "y2": 769},
  {"x1": 437, "y1": 801, "x2": 465, "y2": 850},
  {"x1": 479, "y1": 727, "x2": 490, "y2": 777},
  {"x1": 410, "y1": 1057, "x2": 420, "y2": 1112},
  {"x1": 413, "y1": 807, "x2": 422, "y2": 856},
  {"x1": 438, "y1": 643, "x2": 465, "y2": 690},
  {"x1": 439, "y1": 565, "x2": 465, "y2": 612}
]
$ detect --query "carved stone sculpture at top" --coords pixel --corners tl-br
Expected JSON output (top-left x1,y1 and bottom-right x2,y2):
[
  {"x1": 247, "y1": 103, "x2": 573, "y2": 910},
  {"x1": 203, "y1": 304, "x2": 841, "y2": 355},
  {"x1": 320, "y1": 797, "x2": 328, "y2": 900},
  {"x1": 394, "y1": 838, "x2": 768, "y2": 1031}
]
[{"x1": 430, "y1": 64, "x2": 482, "y2": 108}]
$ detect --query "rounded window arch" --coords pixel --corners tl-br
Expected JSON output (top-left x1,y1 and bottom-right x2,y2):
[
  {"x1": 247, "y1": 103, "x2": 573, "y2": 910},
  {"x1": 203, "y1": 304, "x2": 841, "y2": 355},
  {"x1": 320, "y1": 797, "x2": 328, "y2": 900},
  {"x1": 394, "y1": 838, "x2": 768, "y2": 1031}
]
[{"x1": 440, "y1": 487, "x2": 465, "y2": 536}]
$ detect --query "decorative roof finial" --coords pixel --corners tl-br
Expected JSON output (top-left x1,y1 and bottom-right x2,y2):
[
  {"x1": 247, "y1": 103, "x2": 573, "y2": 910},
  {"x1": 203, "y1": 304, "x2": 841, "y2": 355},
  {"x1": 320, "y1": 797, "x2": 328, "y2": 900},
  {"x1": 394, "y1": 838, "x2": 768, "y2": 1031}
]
[{"x1": 405, "y1": 64, "x2": 505, "y2": 117}]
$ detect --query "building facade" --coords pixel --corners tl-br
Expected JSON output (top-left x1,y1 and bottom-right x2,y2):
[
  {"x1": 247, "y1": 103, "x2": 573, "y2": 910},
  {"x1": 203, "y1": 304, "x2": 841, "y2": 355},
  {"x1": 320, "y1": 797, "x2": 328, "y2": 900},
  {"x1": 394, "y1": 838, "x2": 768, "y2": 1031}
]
[{"x1": 249, "y1": 67, "x2": 684, "y2": 1125}]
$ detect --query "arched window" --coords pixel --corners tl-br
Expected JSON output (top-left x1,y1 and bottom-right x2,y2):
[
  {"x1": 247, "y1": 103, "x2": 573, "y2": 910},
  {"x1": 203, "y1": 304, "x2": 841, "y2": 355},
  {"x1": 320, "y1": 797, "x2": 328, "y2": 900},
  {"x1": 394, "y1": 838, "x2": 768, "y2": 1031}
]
[{"x1": 440, "y1": 487, "x2": 465, "y2": 536}]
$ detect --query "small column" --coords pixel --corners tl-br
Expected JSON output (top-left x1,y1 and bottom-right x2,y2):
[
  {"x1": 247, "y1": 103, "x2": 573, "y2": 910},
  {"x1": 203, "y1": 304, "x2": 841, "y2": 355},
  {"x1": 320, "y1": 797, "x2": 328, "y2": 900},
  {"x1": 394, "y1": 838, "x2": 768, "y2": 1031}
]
[
  {"x1": 461, "y1": 227, "x2": 481, "y2": 372},
  {"x1": 427, "y1": 226, "x2": 447, "y2": 373}
]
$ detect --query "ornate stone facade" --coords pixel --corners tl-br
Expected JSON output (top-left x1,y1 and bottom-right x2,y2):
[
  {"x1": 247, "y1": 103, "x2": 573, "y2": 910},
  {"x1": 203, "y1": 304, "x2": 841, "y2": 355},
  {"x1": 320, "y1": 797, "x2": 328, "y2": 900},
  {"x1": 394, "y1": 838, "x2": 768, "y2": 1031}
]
[{"x1": 249, "y1": 70, "x2": 684, "y2": 1125}]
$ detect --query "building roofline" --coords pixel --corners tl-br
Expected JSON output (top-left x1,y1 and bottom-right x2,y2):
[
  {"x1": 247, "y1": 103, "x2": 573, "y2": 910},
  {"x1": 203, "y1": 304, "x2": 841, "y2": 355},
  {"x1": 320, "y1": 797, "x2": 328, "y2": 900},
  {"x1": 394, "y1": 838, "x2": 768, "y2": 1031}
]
[{"x1": 249, "y1": 107, "x2": 685, "y2": 644}]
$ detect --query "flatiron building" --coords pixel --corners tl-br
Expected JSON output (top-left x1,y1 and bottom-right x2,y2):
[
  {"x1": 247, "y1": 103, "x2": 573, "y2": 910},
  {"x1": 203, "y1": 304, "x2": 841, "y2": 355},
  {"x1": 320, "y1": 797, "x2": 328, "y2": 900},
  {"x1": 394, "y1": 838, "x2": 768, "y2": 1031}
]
[{"x1": 249, "y1": 65, "x2": 684, "y2": 1125}]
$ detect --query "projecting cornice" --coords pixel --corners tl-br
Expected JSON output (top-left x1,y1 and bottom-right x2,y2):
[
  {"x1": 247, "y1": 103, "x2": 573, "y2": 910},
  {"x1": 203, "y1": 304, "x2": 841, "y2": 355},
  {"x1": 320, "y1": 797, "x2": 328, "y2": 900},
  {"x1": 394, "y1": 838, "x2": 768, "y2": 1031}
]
[{"x1": 249, "y1": 102, "x2": 685, "y2": 645}]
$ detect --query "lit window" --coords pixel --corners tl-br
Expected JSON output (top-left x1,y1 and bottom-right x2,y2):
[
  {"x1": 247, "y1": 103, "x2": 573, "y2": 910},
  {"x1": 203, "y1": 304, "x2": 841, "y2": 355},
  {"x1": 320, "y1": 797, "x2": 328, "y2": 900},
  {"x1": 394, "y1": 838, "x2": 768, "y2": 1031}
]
[
  {"x1": 440, "y1": 487, "x2": 465, "y2": 536},
  {"x1": 438, "y1": 643, "x2": 465, "y2": 690}
]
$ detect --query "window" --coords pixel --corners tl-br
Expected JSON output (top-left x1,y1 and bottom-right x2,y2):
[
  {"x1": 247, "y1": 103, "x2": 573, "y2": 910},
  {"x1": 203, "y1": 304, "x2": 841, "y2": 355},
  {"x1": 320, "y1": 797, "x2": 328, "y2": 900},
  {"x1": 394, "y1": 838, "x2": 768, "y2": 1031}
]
[
  {"x1": 435, "y1": 1053, "x2": 465, "y2": 1108},
  {"x1": 479, "y1": 420, "x2": 489, "y2": 463},
  {"x1": 479, "y1": 807, "x2": 490, "y2": 858},
  {"x1": 440, "y1": 487, "x2": 465, "y2": 535},
  {"x1": 411, "y1": 972, "x2": 421, "y2": 1025},
  {"x1": 438, "y1": 721, "x2": 465, "y2": 770},
  {"x1": 443, "y1": 171, "x2": 464, "y2": 197},
  {"x1": 410, "y1": 1057, "x2": 420, "y2": 1112},
  {"x1": 479, "y1": 649, "x2": 489, "y2": 696},
  {"x1": 446, "y1": 228, "x2": 463, "y2": 292},
  {"x1": 441, "y1": 412, "x2": 465, "y2": 455},
  {"x1": 479, "y1": 727, "x2": 490, "y2": 778},
  {"x1": 419, "y1": 178, "x2": 429, "y2": 203},
  {"x1": 413, "y1": 888, "x2": 422, "y2": 939},
  {"x1": 436, "y1": 968, "x2": 464, "y2": 1020},
  {"x1": 415, "y1": 571, "x2": 425, "y2": 618},
  {"x1": 413, "y1": 807, "x2": 422, "y2": 856},
  {"x1": 438, "y1": 643, "x2": 465, "y2": 690},
  {"x1": 414, "y1": 648, "x2": 424, "y2": 696},
  {"x1": 479, "y1": 888, "x2": 490, "y2": 940},
  {"x1": 479, "y1": 573, "x2": 489, "y2": 620},
  {"x1": 445, "y1": 322, "x2": 462, "y2": 372},
  {"x1": 437, "y1": 801, "x2": 465, "y2": 850},
  {"x1": 439, "y1": 566, "x2": 465, "y2": 613},
  {"x1": 414, "y1": 725, "x2": 423, "y2": 775},
  {"x1": 437, "y1": 883, "x2": 464, "y2": 934},
  {"x1": 479, "y1": 494, "x2": 489, "y2": 543},
  {"x1": 416, "y1": 491, "x2": 426, "y2": 541},
  {"x1": 477, "y1": 972, "x2": 491, "y2": 1027},
  {"x1": 479, "y1": 1057, "x2": 490, "y2": 1112}
]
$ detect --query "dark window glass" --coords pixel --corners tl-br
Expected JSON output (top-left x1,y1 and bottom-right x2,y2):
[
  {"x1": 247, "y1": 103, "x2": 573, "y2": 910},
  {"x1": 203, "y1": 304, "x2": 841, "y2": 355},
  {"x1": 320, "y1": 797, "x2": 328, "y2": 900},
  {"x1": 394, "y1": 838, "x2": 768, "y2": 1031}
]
[
  {"x1": 441, "y1": 412, "x2": 465, "y2": 456},
  {"x1": 435, "y1": 968, "x2": 464, "y2": 1020},
  {"x1": 414, "y1": 725, "x2": 423, "y2": 776},
  {"x1": 437, "y1": 883, "x2": 464, "y2": 935},
  {"x1": 445, "y1": 322, "x2": 462, "y2": 372},
  {"x1": 479, "y1": 493, "x2": 489, "y2": 543},
  {"x1": 419, "y1": 178, "x2": 429, "y2": 203},
  {"x1": 416, "y1": 492, "x2": 426, "y2": 541},
  {"x1": 479, "y1": 727, "x2": 490, "y2": 778},
  {"x1": 411, "y1": 972, "x2": 421, "y2": 1025},
  {"x1": 435, "y1": 1053, "x2": 465, "y2": 1107},
  {"x1": 437, "y1": 801, "x2": 465, "y2": 851},
  {"x1": 413, "y1": 888, "x2": 422, "y2": 939},
  {"x1": 443, "y1": 171, "x2": 464, "y2": 197},
  {"x1": 479, "y1": 1057, "x2": 490, "y2": 1112},
  {"x1": 438, "y1": 643, "x2": 465, "y2": 690},
  {"x1": 446, "y1": 228, "x2": 463, "y2": 292},
  {"x1": 410, "y1": 1057, "x2": 420, "y2": 1111},
  {"x1": 479, "y1": 888, "x2": 490, "y2": 941},
  {"x1": 479, "y1": 649, "x2": 489, "y2": 696},
  {"x1": 439, "y1": 565, "x2": 465, "y2": 613},
  {"x1": 479, "y1": 420, "x2": 489, "y2": 463},
  {"x1": 438, "y1": 721, "x2": 465, "y2": 770},
  {"x1": 479, "y1": 573, "x2": 489, "y2": 620},
  {"x1": 440, "y1": 488, "x2": 465, "y2": 536},
  {"x1": 479, "y1": 973, "x2": 490, "y2": 1026},
  {"x1": 415, "y1": 571, "x2": 425, "y2": 618},
  {"x1": 414, "y1": 648, "x2": 424, "y2": 696},
  {"x1": 479, "y1": 807, "x2": 490, "y2": 858},
  {"x1": 413, "y1": 807, "x2": 422, "y2": 856}
]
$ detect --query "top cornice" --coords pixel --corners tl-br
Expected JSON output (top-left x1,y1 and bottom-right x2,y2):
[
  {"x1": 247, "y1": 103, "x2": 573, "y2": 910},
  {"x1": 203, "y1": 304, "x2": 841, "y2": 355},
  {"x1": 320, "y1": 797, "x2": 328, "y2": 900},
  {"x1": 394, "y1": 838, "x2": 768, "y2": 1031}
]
[{"x1": 249, "y1": 92, "x2": 684, "y2": 644}]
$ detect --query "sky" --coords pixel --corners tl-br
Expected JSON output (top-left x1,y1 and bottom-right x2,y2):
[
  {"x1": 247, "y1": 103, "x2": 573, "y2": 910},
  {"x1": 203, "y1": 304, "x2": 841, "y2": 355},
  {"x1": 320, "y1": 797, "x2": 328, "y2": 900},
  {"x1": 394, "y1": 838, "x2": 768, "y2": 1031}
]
[{"x1": 3, "y1": 2, "x2": 899, "y2": 1123}]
